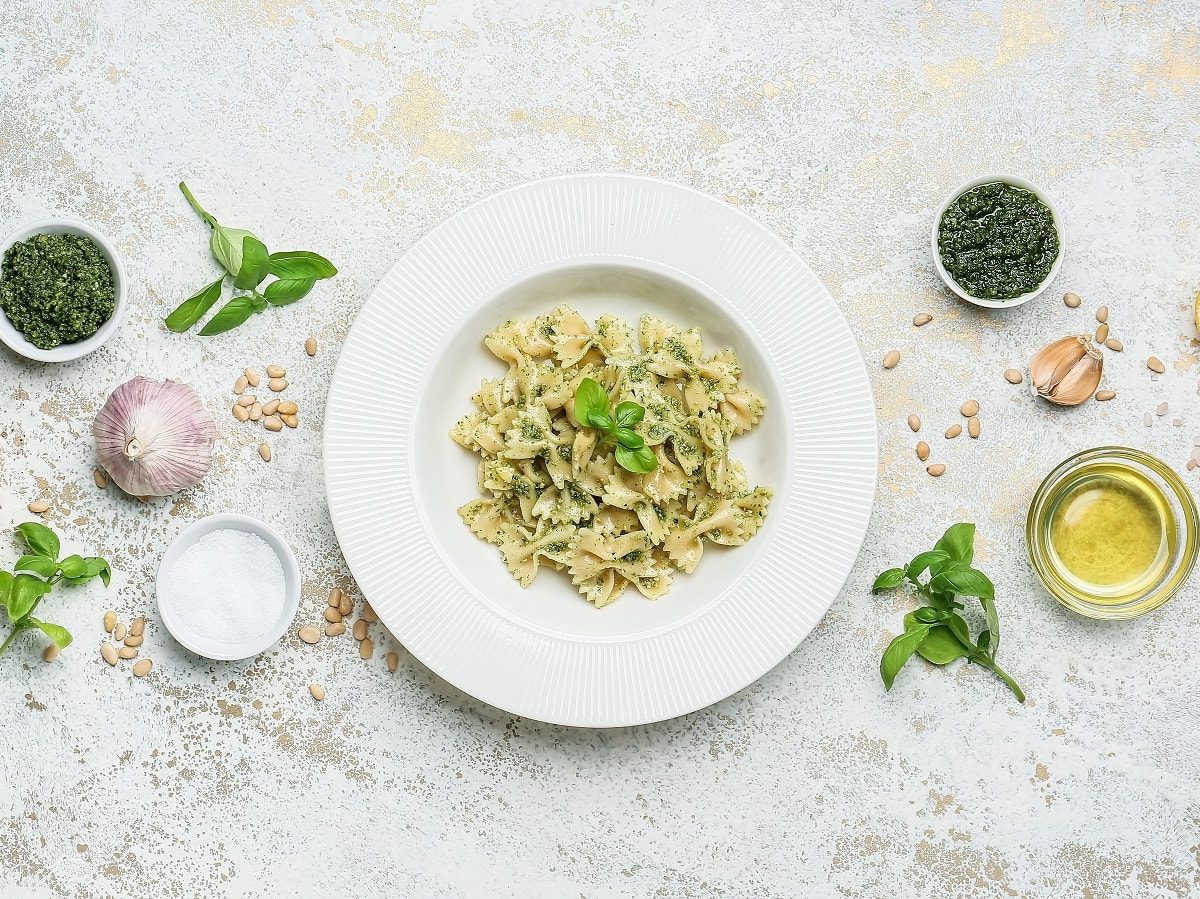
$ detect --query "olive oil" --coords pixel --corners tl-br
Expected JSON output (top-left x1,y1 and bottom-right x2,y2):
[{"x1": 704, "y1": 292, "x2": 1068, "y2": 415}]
[{"x1": 1046, "y1": 462, "x2": 1174, "y2": 604}]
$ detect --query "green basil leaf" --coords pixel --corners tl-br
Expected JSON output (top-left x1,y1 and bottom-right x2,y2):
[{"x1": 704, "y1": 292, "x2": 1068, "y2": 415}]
[
  {"x1": 58, "y1": 555, "x2": 87, "y2": 579},
  {"x1": 165, "y1": 277, "x2": 225, "y2": 333},
  {"x1": 614, "y1": 402, "x2": 644, "y2": 428},
  {"x1": 615, "y1": 443, "x2": 657, "y2": 474},
  {"x1": 914, "y1": 623, "x2": 970, "y2": 666},
  {"x1": 8, "y1": 575, "x2": 50, "y2": 620},
  {"x1": 946, "y1": 612, "x2": 973, "y2": 649},
  {"x1": 210, "y1": 225, "x2": 255, "y2": 277},
  {"x1": 880, "y1": 623, "x2": 930, "y2": 691},
  {"x1": 234, "y1": 235, "x2": 270, "y2": 290},
  {"x1": 613, "y1": 427, "x2": 644, "y2": 449},
  {"x1": 905, "y1": 549, "x2": 950, "y2": 581},
  {"x1": 0, "y1": 570, "x2": 12, "y2": 616},
  {"x1": 587, "y1": 410, "x2": 614, "y2": 431},
  {"x1": 574, "y1": 378, "x2": 609, "y2": 425},
  {"x1": 27, "y1": 617, "x2": 71, "y2": 649},
  {"x1": 979, "y1": 595, "x2": 1000, "y2": 656},
  {"x1": 198, "y1": 296, "x2": 256, "y2": 336},
  {"x1": 14, "y1": 555, "x2": 57, "y2": 579},
  {"x1": 871, "y1": 568, "x2": 905, "y2": 593},
  {"x1": 934, "y1": 523, "x2": 975, "y2": 564},
  {"x1": 250, "y1": 294, "x2": 269, "y2": 313},
  {"x1": 912, "y1": 607, "x2": 945, "y2": 624},
  {"x1": 930, "y1": 565, "x2": 994, "y2": 602},
  {"x1": 87, "y1": 557, "x2": 112, "y2": 587},
  {"x1": 263, "y1": 277, "x2": 316, "y2": 305},
  {"x1": 267, "y1": 250, "x2": 337, "y2": 280},
  {"x1": 16, "y1": 522, "x2": 59, "y2": 559}
]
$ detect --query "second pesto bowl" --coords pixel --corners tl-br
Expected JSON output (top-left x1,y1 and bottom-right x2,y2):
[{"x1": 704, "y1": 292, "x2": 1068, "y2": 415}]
[
  {"x1": 931, "y1": 174, "x2": 1064, "y2": 309},
  {"x1": 0, "y1": 217, "x2": 128, "y2": 363}
]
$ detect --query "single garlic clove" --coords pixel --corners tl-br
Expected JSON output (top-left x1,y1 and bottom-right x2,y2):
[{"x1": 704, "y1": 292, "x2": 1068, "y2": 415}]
[
  {"x1": 92, "y1": 377, "x2": 217, "y2": 496},
  {"x1": 1030, "y1": 335, "x2": 1104, "y2": 406}
]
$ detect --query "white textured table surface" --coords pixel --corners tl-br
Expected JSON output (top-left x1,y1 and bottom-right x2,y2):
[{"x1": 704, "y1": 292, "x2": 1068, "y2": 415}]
[{"x1": 2, "y1": 2, "x2": 1199, "y2": 897}]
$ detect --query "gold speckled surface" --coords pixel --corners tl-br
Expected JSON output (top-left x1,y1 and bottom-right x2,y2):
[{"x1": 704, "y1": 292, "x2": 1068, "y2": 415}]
[{"x1": 2, "y1": 1, "x2": 1200, "y2": 896}]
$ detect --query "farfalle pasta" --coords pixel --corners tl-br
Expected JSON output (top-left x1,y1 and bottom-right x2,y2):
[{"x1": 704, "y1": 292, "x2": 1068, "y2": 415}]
[{"x1": 451, "y1": 306, "x2": 771, "y2": 607}]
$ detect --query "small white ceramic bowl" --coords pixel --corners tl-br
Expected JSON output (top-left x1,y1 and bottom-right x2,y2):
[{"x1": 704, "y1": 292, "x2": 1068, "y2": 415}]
[
  {"x1": 156, "y1": 513, "x2": 301, "y2": 661},
  {"x1": 0, "y1": 217, "x2": 127, "y2": 362},
  {"x1": 931, "y1": 174, "x2": 1064, "y2": 309}
]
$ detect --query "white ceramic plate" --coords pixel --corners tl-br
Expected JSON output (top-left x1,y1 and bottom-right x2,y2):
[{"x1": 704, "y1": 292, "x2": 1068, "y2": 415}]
[{"x1": 324, "y1": 175, "x2": 877, "y2": 727}]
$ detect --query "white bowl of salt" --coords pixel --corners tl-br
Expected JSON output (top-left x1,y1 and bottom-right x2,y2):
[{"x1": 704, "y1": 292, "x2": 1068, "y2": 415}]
[{"x1": 156, "y1": 513, "x2": 301, "y2": 661}]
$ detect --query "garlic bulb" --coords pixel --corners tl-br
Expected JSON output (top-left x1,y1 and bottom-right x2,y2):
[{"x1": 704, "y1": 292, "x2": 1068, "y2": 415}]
[
  {"x1": 1029, "y1": 335, "x2": 1104, "y2": 406},
  {"x1": 92, "y1": 377, "x2": 217, "y2": 496}
]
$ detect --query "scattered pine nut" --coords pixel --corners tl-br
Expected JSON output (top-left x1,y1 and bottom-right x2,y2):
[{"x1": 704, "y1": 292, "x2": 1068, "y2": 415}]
[
  {"x1": 913, "y1": 313, "x2": 933, "y2": 327},
  {"x1": 1096, "y1": 305, "x2": 1109, "y2": 323},
  {"x1": 266, "y1": 364, "x2": 286, "y2": 379},
  {"x1": 1095, "y1": 323, "x2": 1109, "y2": 343},
  {"x1": 1148, "y1": 356, "x2": 1166, "y2": 373},
  {"x1": 362, "y1": 602, "x2": 377, "y2": 624},
  {"x1": 113, "y1": 622, "x2": 127, "y2": 642},
  {"x1": 353, "y1": 619, "x2": 368, "y2": 641},
  {"x1": 130, "y1": 616, "x2": 145, "y2": 637},
  {"x1": 100, "y1": 643, "x2": 119, "y2": 666},
  {"x1": 132, "y1": 659, "x2": 153, "y2": 677},
  {"x1": 926, "y1": 463, "x2": 946, "y2": 477},
  {"x1": 338, "y1": 593, "x2": 353, "y2": 617},
  {"x1": 305, "y1": 337, "x2": 317, "y2": 356},
  {"x1": 298, "y1": 625, "x2": 321, "y2": 644},
  {"x1": 258, "y1": 442, "x2": 272, "y2": 462},
  {"x1": 1095, "y1": 389, "x2": 1116, "y2": 401},
  {"x1": 281, "y1": 413, "x2": 299, "y2": 429},
  {"x1": 264, "y1": 416, "x2": 283, "y2": 432},
  {"x1": 967, "y1": 416, "x2": 980, "y2": 439},
  {"x1": 27, "y1": 499, "x2": 49, "y2": 514},
  {"x1": 233, "y1": 375, "x2": 249, "y2": 394},
  {"x1": 328, "y1": 588, "x2": 342, "y2": 608},
  {"x1": 248, "y1": 403, "x2": 263, "y2": 421},
  {"x1": 359, "y1": 637, "x2": 374, "y2": 660},
  {"x1": 124, "y1": 634, "x2": 143, "y2": 647},
  {"x1": 262, "y1": 399, "x2": 280, "y2": 416},
  {"x1": 324, "y1": 607, "x2": 342, "y2": 624},
  {"x1": 103, "y1": 610, "x2": 116, "y2": 633},
  {"x1": 309, "y1": 683, "x2": 326, "y2": 701},
  {"x1": 386, "y1": 651, "x2": 398, "y2": 673},
  {"x1": 1105, "y1": 338, "x2": 1123, "y2": 352},
  {"x1": 93, "y1": 468, "x2": 109, "y2": 489},
  {"x1": 268, "y1": 378, "x2": 288, "y2": 392},
  {"x1": 1064, "y1": 292, "x2": 1082, "y2": 308},
  {"x1": 907, "y1": 414, "x2": 921, "y2": 432},
  {"x1": 945, "y1": 424, "x2": 962, "y2": 439},
  {"x1": 960, "y1": 399, "x2": 980, "y2": 417},
  {"x1": 325, "y1": 621, "x2": 346, "y2": 637},
  {"x1": 42, "y1": 643, "x2": 60, "y2": 662},
  {"x1": 244, "y1": 368, "x2": 260, "y2": 388},
  {"x1": 232, "y1": 404, "x2": 250, "y2": 422},
  {"x1": 916, "y1": 441, "x2": 930, "y2": 462},
  {"x1": 1004, "y1": 369, "x2": 1023, "y2": 384},
  {"x1": 882, "y1": 350, "x2": 900, "y2": 369},
  {"x1": 277, "y1": 400, "x2": 299, "y2": 416},
  {"x1": 1157, "y1": 401, "x2": 1169, "y2": 416},
  {"x1": 1189, "y1": 459, "x2": 1198, "y2": 471},
  {"x1": 237, "y1": 394, "x2": 257, "y2": 407},
  {"x1": 118, "y1": 645, "x2": 138, "y2": 660}
]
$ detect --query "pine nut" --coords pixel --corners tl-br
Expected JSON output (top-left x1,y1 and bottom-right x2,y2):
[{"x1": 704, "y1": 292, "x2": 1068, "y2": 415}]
[
  {"x1": 882, "y1": 350, "x2": 900, "y2": 369},
  {"x1": 266, "y1": 364, "x2": 286, "y2": 379},
  {"x1": 237, "y1": 394, "x2": 257, "y2": 407},
  {"x1": 100, "y1": 642, "x2": 118, "y2": 666},
  {"x1": 103, "y1": 610, "x2": 116, "y2": 633},
  {"x1": 248, "y1": 403, "x2": 263, "y2": 421},
  {"x1": 1147, "y1": 356, "x2": 1166, "y2": 373},
  {"x1": 907, "y1": 414, "x2": 921, "y2": 432},
  {"x1": 277, "y1": 400, "x2": 298, "y2": 416},
  {"x1": 1095, "y1": 389, "x2": 1116, "y2": 401},
  {"x1": 27, "y1": 500, "x2": 49, "y2": 514},
  {"x1": 42, "y1": 643, "x2": 59, "y2": 662},
  {"x1": 1064, "y1": 292, "x2": 1082, "y2": 308},
  {"x1": 262, "y1": 400, "x2": 280, "y2": 416},
  {"x1": 119, "y1": 645, "x2": 139, "y2": 659},
  {"x1": 258, "y1": 442, "x2": 272, "y2": 462},
  {"x1": 281, "y1": 413, "x2": 299, "y2": 429},
  {"x1": 233, "y1": 375, "x2": 249, "y2": 394},
  {"x1": 268, "y1": 378, "x2": 288, "y2": 392},
  {"x1": 362, "y1": 602, "x2": 377, "y2": 624},
  {"x1": 1105, "y1": 338, "x2": 1123, "y2": 352},
  {"x1": 264, "y1": 416, "x2": 283, "y2": 432},
  {"x1": 298, "y1": 625, "x2": 321, "y2": 644},
  {"x1": 1004, "y1": 369, "x2": 1023, "y2": 384},
  {"x1": 328, "y1": 588, "x2": 342, "y2": 608},
  {"x1": 359, "y1": 637, "x2": 374, "y2": 660},
  {"x1": 338, "y1": 593, "x2": 353, "y2": 617},
  {"x1": 960, "y1": 399, "x2": 980, "y2": 417},
  {"x1": 386, "y1": 651, "x2": 398, "y2": 673},
  {"x1": 913, "y1": 313, "x2": 932, "y2": 327},
  {"x1": 926, "y1": 463, "x2": 946, "y2": 477},
  {"x1": 232, "y1": 404, "x2": 250, "y2": 422},
  {"x1": 132, "y1": 659, "x2": 152, "y2": 677},
  {"x1": 325, "y1": 621, "x2": 345, "y2": 636},
  {"x1": 916, "y1": 441, "x2": 930, "y2": 462},
  {"x1": 968, "y1": 416, "x2": 980, "y2": 439},
  {"x1": 93, "y1": 468, "x2": 109, "y2": 489},
  {"x1": 131, "y1": 616, "x2": 145, "y2": 637},
  {"x1": 244, "y1": 368, "x2": 260, "y2": 387},
  {"x1": 124, "y1": 634, "x2": 143, "y2": 647},
  {"x1": 113, "y1": 622, "x2": 127, "y2": 641},
  {"x1": 305, "y1": 337, "x2": 317, "y2": 356},
  {"x1": 309, "y1": 683, "x2": 326, "y2": 701},
  {"x1": 1095, "y1": 323, "x2": 1109, "y2": 343},
  {"x1": 324, "y1": 607, "x2": 342, "y2": 624},
  {"x1": 945, "y1": 424, "x2": 962, "y2": 439},
  {"x1": 1096, "y1": 305, "x2": 1109, "y2": 323},
  {"x1": 353, "y1": 619, "x2": 368, "y2": 641}
]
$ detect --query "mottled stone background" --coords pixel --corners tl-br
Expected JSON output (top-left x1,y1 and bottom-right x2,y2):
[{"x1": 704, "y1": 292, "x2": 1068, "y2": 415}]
[{"x1": 1, "y1": 1, "x2": 1199, "y2": 896}]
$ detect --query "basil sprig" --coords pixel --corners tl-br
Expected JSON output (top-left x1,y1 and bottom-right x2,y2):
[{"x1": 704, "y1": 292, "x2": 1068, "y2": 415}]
[
  {"x1": 166, "y1": 182, "x2": 337, "y2": 335},
  {"x1": 872, "y1": 523, "x2": 1024, "y2": 703},
  {"x1": 574, "y1": 377, "x2": 657, "y2": 474},
  {"x1": 0, "y1": 523, "x2": 111, "y2": 658}
]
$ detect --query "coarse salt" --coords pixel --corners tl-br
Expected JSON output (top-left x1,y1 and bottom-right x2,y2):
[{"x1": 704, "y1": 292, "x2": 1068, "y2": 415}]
[{"x1": 163, "y1": 529, "x2": 285, "y2": 643}]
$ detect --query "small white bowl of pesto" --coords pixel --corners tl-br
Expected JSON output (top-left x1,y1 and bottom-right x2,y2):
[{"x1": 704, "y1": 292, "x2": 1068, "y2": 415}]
[
  {"x1": 932, "y1": 174, "x2": 1064, "y2": 309},
  {"x1": 0, "y1": 217, "x2": 127, "y2": 363}
]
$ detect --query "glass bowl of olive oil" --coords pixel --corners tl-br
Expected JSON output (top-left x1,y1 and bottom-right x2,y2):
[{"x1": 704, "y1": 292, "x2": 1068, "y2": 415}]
[{"x1": 1027, "y1": 447, "x2": 1199, "y2": 619}]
